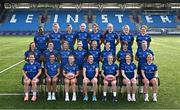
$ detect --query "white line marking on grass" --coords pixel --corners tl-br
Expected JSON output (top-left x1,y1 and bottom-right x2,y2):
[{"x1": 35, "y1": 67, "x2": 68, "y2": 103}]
[
  {"x1": 0, "y1": 93, "x2": 24, "y2": 96},
  {"x1": 0, "y1": 60, "x2": 24, "y2": 74}
]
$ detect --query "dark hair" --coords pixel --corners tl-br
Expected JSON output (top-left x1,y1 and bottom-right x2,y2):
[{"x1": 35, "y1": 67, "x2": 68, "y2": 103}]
[
  {"x1": 122, "y1": 41, "x2": 128, "y2": 45},
  {"x1": 87, "y1": 54, "x2": 93, "y2": 58},
  {"x1": 66, "y1": 24, "x2": 72, "y2": 32},
  {"x1": 93, "y1": 23, "x2": 98, "y2": 27},
  {"x1": 47, "y1": 41, "x2": 53, "y2": 46},
  {"x1": 28, "y1": 52, "x2": 35, "y2": 57},
  {"x1": 29, "y1": 42, "x2": 35, "y2": 51},
  {"x1": 125, "y1": 53, "x2": 132, "y2": 58},
  {"x1": 104, "y1": 29, "x2": 109, "y2": 36},
  {"x1": 50, "y1": 53, "x2": 55, "y2": 57}
]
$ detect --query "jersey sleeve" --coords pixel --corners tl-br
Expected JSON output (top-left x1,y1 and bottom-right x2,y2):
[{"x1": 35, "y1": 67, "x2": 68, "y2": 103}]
[
  {"x1": 115, "y1": 64, "x2": 118, "y2": 71},
  {"x1": 114, "y1": 32, "x2": 118, "y2": 39},
  {"x1": 45, "y1": 63, "x2": 48, "y2": 69},
  {"x1": 46, "y1": 34, "x2": 49, "y2": 40},
  {"x1": 100, "y1": 32, "x2": 103, "y2": 39},
  {"x1": 24, "y1": 51, "x2": 28, "y2": 58},
  {"x1": 119, "y1": 34, "x2": 122, "y2": 41},
  {"x1": 61, "y1": 33, "x2": 65, "y2": 40},
  {"x1": 131, "y1": 35, "x2": 134, "y2": 42},
  {"x1": 37, "y1": 63, "x2": 41, "y2": 69},
  {"x1": 117, "y1": 51, "x2": 120, "y2": 59},
  {"x1": 112, "y1": 51, "x2": 116, "y2": 56},
  {"x1": 148, "y1": 35, "x2": 151, "y2": 42},
  {"x1": 58, "y1": 63, "x2": 61, "y2": 68},
  {"x1": 34, "y1": 36, "x2": 37, "y2": 43},
  {"x1": 102, "y1": 64, "x2": 105, "y2": 71},
  {"x1": 121, "y1": 64, "x2": 125, "y2": 70},
  {"x1": 95, "y1": 63, "x2": 98, "y2": 68},
  {"x1": 63, "y1": 65, "x2": 67, "y2": 72},
  {"x1": 76, "y1": 65, "x2": 79, "y2": 72},
  {"x1": 75, "y1": 32, "x2": 79, "y2": 39},
  {"x1": 23, "y1": 63, "x2": 27, "y2": 71},
  {"x1": 48, "y1": 33, "x2": 51, "y2": 39},
  {"x1": 136, "y1": 35, "x2": 139, "y2": 42},
  {"x1": 37, "y1": 50, "x2": 41, "y2": 58},
  {"x1": 154, "y1": 64, "x2": 158, "y2": 71},
  {"x1": 141, "y1": 64, "x2": 145, "y2": 70},
  {"x1": 83, "y1": 63, "x2": 87, "y2": 68},
  {"x1": 54, "y1": 50, "x2": 59, "y2": 57},
  {"x1": 135, "y1": 51, "x2": 139, "y2": 59},
  {"x1": 87, "y1": 32, "x2": 90, "y2": 40}
]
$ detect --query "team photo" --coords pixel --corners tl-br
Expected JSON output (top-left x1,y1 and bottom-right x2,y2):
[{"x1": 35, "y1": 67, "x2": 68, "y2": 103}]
[{"x1": 0, "y1": 0, "x2": 180, "y2": 109}]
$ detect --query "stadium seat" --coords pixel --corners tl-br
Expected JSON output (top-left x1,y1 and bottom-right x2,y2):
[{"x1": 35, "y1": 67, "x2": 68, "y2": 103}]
[{"x1": 0, "y1": 9, "x2": 179, "y2": 34}]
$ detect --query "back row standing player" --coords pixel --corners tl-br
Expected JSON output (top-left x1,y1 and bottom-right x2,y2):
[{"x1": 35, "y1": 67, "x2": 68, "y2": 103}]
[
  {"x1": 136, "y1": 25, "x2": 152, "y2": 93},
  {"x1": 34, "y1": 23, "x2": 137, "y2": 53}
]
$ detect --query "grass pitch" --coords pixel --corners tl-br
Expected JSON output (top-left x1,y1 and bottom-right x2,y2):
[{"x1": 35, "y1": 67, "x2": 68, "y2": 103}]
[{"x1": 0, "y1": 35, "x2": 180, "y2": 109}]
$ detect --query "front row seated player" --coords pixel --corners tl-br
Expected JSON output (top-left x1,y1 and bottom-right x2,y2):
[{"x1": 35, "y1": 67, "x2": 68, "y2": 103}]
[
  {"x1": 142, "y1": 54, "x2": 159, "y2": 102},
  {"x1": 63, "y1": 55, "x2": 79, "y2": 101},
  {"x1": 45, "y1": 54, "x2": 60, "y2": 101},
  {"x1": 101, "y1": 55, "x2": 119, "y2": 102},
  {"x1": 23, "y1": 53, "x2": 42, "y2": 102},
  {"x1": 83, "y1": 55, "x2": 99, "y2": 101},
  {"x1": 121, "y1": 54, "x2": 137, "y2": 102}
]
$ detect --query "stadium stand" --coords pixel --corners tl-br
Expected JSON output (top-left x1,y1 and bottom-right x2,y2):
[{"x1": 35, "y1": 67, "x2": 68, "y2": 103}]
[{"x1": 0, "y1": 3, "x2": 179, "y2": 35}]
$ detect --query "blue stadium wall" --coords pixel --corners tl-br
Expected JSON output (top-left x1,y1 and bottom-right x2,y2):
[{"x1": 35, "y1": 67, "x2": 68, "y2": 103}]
[{"x1": 0, "y1": 9, "x2": 179, "y2": 35}]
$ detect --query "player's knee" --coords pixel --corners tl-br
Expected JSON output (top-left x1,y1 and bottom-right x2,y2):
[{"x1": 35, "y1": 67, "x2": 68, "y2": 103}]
[
  {"x1": 71, "y1": 79, "x2": 76, "y2": 84},
  {"x1": 83, "y1": 78, "x2": 88, "y2": 84},
  {"x1": 24, "y1": 80, "x2": 30, "y2": 85},
  {"x1": 46, "y1": 78, "x2": 51, "y2": 83},
  {"x1": 152, "y1": 79, "x2": 158, "y2": 86},
  {"x1": 64, "y1": 79, "x2": 70, "y2": 84},
  {"x1": 52, "y1": 78, "x2": 58, "y2": 84},
  {"x1": 144, "y1": 80, "x2": 149, "y2": 85},
  {"x1": 32, "y1": 80, "x2": 37, "y2": 85},
  {"x1": 92, "y1": 78, "x2": 97, "y2": 84},
  {"x1": 127, "y1": 81, "x2": 131, "y2": 85},
  {"x1": 131, "y1": 80, "x2": 137, "y2": 85},
  {"x1": 111, "y1": 80, "x2": 117, "y2": 86},
  {"x1": 103, "y1": 80, "x2": 108, "y2": 86}
]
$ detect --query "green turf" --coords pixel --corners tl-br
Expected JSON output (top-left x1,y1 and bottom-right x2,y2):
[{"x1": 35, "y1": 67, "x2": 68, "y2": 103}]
[{"x1": 0, "y1": 35, "x2": 180, "y2": 109}]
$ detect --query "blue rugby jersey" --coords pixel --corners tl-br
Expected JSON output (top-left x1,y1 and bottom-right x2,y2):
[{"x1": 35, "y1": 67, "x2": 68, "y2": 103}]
[
  {"x1": 45, "y1": 62, "x2": 60, "y2": 77},
  {"x1": 142, "y1": 63, "x2": 158, "y2": 80},
  {"x1": 121, "y1": 62, "x2": 136, "y2": 79},
  {"x1": 136, "y1": 33, "x2": 151, "y2": 50},
  {"x1": 34, "y1": 33, "x2": 48, "y2": 52},
  {"x1": 83, "y1": 62, "x2": 98, "y2": 79},
  {"x1": 23, "y1": 62, "x2": 41, "y2": 79},
  {"x1": 49, "y1": 31, "x2": 63, "y2": 51},
  {"x1": 119, "y1": 32, "x2": 134, "y2": 52},
  {"x1": 102, "y1": 63, "x2": 118, "y2": 76}
]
